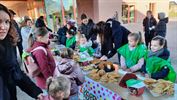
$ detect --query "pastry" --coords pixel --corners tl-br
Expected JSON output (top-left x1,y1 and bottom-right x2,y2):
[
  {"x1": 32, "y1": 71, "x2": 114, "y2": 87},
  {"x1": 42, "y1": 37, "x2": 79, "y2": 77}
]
[{"x1": 144, "y1": 78, "x2": 157, "y2": 85}]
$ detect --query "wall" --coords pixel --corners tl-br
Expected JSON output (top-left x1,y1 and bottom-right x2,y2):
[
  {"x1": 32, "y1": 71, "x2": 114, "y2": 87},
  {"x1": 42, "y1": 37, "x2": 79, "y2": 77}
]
[
  {"x1": 97, "y1": 0, "x2": 122, "y2": 22},
  {"x1": 76, "y1": 0, "x2": 94, "y2": 24}
]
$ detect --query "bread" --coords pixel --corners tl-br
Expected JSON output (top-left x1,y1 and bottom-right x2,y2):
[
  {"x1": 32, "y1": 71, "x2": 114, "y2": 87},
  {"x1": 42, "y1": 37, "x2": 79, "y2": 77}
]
[{"x1": 144, "y1": 78, "x2": 157, "y2": 85}]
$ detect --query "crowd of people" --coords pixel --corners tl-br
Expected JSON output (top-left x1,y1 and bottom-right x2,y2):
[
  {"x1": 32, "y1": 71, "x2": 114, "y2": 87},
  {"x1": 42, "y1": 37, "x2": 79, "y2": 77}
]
[{"x1": 0, "y1": 3, "x2": 176, "y2": 100}]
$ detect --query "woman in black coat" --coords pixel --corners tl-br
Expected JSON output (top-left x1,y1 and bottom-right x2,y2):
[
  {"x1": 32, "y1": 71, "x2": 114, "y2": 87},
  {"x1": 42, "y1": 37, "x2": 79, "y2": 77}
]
[
  {"x1": 94, "y1": 18, "x2": 130, "y2": 61},
  {"x1": 0, "y1": 4, "x2": 43, "y2": 100},
  {"x1": 143, "y1": 10, "x2": 157, "y2": 47}
]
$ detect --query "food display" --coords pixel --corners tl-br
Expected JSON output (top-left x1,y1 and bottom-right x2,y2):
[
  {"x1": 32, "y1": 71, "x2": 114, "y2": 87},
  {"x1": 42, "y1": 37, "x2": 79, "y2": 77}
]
[
  {"x1": 89, "y1": 69, "x2": 121, "y2": 83},
  {"x1": 90, "y1": 59, "x2": 115, "y2": 72},
  {"x1": 144, "y1": 79, "x2": 175, "y2": 96}
]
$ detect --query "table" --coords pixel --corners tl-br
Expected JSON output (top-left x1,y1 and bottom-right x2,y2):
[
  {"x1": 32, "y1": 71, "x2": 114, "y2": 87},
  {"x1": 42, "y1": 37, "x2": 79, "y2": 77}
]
[{"x1": 79, "y1": 69, "x2": 177, "y2": 100}]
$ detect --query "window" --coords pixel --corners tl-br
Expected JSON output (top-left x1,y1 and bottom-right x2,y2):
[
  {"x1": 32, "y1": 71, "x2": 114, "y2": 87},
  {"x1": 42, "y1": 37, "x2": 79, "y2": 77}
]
[{"x1": 122, "y1": 4, "x2": 135, "y2": 24}]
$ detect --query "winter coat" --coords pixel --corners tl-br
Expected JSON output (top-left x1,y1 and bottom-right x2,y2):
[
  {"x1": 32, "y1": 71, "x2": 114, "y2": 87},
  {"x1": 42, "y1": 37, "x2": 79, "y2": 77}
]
[
  {"x1": 101, "y1": 19, "x2": 131, "y2": 58},
  {"x1": 0, "y1": 36, "x2": 42, "y2": 100},
  {"x1": 27, "y1": 41, "x2": 56, "y2": 89},
  {"x1": 143, "y1": 17, "x2": 157, "y2": 35},
  {"x1": 79, "y1": 22, "x2": 95, "y2": 40},
  {"x1": 155, "y1": 17, "x2": 168, "y2": 37},
  {"x1": 57, "y1": 26, "x2": 68, "y2": 45},
  {"x1": 54, "y1": 58, "x2": 85, "y2": 95}
]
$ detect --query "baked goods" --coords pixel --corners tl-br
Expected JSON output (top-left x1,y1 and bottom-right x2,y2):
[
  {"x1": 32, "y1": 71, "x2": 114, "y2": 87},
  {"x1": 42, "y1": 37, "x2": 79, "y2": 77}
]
[
  {"x1": 144, "y1": 78, "x2": 157, "y2": 85},
  {"x1": 90, "y1": 59, "x2": 101, "y2": 65},
  {"x1": 89, "y1": 70, "x2": 121, "y2": 83},
  {"x1": 144, "y1": 79, "x2": 174, "y2": 96}
]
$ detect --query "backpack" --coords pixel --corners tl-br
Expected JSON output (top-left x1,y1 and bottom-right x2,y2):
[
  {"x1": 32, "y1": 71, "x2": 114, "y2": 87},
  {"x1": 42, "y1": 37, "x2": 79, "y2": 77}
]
[{"x1": 23, "y1": 46, "x2": 47, "y2": 78}]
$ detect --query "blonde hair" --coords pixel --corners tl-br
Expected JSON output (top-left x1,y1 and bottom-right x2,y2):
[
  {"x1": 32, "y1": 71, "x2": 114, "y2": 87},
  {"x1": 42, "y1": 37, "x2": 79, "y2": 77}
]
[
  {"x1": 128, "y1": 32, "x2": 143, "y2": 44},
  {"x1": 59, "y1": 48, "x2": 74, "y2": 59},
  {"x1": 47, "y1": 76, "x2": 71, "y2": 99}
]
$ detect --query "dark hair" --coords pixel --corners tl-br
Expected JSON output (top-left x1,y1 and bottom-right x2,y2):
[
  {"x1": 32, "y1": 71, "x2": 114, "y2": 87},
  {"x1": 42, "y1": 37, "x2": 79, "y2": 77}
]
[
  {"x1": 81, "y1": 13, "x2": 87, "y2": 20},
  {"x1": 67, "y1": 27, "x2": 76, "y2": 36},
  {"x1": 0, "y1": 4, "x2": 18, "y2": 45},
  {"x1": 94, "y1": 21, "x2": 112, "y2": 44},
  {"x1": 147, "y1": 10, "x2": 152, "y2": 14},
  {"x1": 28, "y1": 27, "x2": 49, "y2": 47},
  {"x1": 9, "y1": 9, "x2": 16, "y2": 15},
  {"x1": 35, "y1": 17, "x2": 46, "y2": 27},
  {"x1": 128, "y1": 32, "x2": 143, "y2": 45},
  {"x1": 25, "y1": 18, "x2": 31, "y2": 24},
  {"x1": 152, "y1": 35, "x2": 167, "y2": 48}
]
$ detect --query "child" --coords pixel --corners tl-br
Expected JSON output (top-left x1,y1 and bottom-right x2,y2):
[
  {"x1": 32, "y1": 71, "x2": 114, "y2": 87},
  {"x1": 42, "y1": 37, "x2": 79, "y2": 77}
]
[
  {"x1": 42, "y1": 76, "x2": 71, "y2": 100},
  {"x1": 141, "y1": 36, "x2": 176, "y2": 82},
  {"x1": 66, "y1": 27, "x2": 76, "y2": 50},
  {"x1": 26, "y1": 27, "x2": 56, "y2": 90},
  {"x1": 118, "y1": 33, "x2": 147, "y2": 72},
  {"x1": 78, "y1": 34, "x2": 94, "y2": 56},
  {"x1": 54, "y1": 48, "x2": 85, "y2": 100}
]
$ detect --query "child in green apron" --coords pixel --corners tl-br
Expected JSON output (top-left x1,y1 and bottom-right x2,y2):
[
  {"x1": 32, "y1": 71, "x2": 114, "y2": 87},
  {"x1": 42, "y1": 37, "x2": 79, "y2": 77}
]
[
  {"x1": 66, "y1": 27, "x2": 76, "y2": 50},
  {"x1": 141, "y1": 36, "x2": 176, "y2": 82},
  {"x1": 118, "y1": 33, "x2": 147, "y2": 72},
  {"x1": 78, "y1": 34, "x2": 94, "y2": 56}
]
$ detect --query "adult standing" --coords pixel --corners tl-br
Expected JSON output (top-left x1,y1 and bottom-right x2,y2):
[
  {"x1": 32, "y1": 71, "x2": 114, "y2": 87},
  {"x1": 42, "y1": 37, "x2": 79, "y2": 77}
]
[
  {"x1": 143, "y1": 10, "x2": 157, "y2": 47},
  {"x1": 155, "y1": 12, "x2": 168, "y2": 37},
  {"x1": 0, "y1": 4, "x2": 43, "y2": 100},
  {"x1": 94, "y1": 18, "x2": 131, "y2": 61},
  {"x1": 9, "y1": 9, "x2": 23, "y2": 58},
  {"x1": 21, "y1": 18, "x2": 32, "y2": 50},
  {"x1": 79, "y1": 13, "x2": 95, "y2": 41}
]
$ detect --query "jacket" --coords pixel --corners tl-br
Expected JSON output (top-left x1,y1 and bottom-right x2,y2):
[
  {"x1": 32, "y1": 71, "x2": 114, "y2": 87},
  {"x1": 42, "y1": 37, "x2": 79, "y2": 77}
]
[
  {"x1": 155, "y1": 17, "x2": 168, "y2": 37},
  {"x1": 101, "y1": 19, "x2": 131, "y2": 58},
  {"x1": 79, "y1": 22, "x2": 95, "y2": 40},
  {"x1": 0, "y1": 36, "x2": 42, "y2": 100},
  {"x1": 57, "y1": 26, "x2": 68, "y2": 45},
  {"x1": 27, "y1": 41, "x2": 56, "y2": 89},
  {"x1": 143, "y1": 17, "x2": 157, "y2": 34},
  {"x1": 54, "y1": 58, "x2": 85, "y2": 95}
]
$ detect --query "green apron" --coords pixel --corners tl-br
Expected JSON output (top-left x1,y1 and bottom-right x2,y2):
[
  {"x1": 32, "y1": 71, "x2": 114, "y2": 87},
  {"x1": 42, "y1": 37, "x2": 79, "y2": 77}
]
[
  {"x1": 117, "y1": 44, "x2": 147, "y2": 68},
  {"x1": 66, "y1": 36, "x2": 76, "y2": 48},
  {"x1": 146, "y1": 56, "x2": 176, "y2": 82},
  {"x1": 79, "y1": 46, "x2": 94, "y2": 56}
]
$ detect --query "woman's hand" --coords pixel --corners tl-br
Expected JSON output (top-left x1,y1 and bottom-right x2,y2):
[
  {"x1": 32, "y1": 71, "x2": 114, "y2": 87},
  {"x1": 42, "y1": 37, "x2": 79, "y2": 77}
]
[{"x1": 100, "y1": 55, "x2": 108, "y2": 60}]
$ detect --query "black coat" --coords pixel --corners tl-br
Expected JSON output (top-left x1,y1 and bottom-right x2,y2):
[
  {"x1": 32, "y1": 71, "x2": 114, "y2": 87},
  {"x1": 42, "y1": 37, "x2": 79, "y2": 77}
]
[
  {"x1": 0, "y1": 36, "x2": 42, "y2": 100},
  {"x1": 57, "y1": 26, "x2": 68, "y2": 45},
  {"x1": 155, "y1": 18, "x2": 168, "y2": 37},
  {"x1": 101, "y1": 19, "x2": 130, "y2": 58},
  {"x1": 79, "y1": 22, "x2": 95, "y2": 40},
  {"x1": 143, "y1": 17, "x2": 157, "y2": 35}
]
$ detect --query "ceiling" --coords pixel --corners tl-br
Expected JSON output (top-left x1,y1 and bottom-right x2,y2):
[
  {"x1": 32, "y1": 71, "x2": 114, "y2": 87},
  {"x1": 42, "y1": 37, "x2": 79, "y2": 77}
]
[{"x1": 0, "y1": 0, "x2": 27, "y2": 8}]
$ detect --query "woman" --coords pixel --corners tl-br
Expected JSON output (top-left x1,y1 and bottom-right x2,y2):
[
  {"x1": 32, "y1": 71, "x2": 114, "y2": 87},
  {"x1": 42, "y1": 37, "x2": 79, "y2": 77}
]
[
  {"x1": 94, "y1": 18, "x2": 131, "y2": 61},
  {"x1": 143, "y1": 10, "x2": 157, "y2": 47},
  {"x1": 0, "y1": 4, "x2": 42, "y2": 100},
  {"x1": 27, "y1": 27, "x2": 56, "y2": 90}
]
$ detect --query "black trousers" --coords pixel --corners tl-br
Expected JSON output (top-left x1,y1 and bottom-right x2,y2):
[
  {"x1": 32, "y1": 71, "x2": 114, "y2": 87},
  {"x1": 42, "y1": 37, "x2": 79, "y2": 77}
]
[{"x1": 144, "y1": 32, "x2": 156, "y2": 48}]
